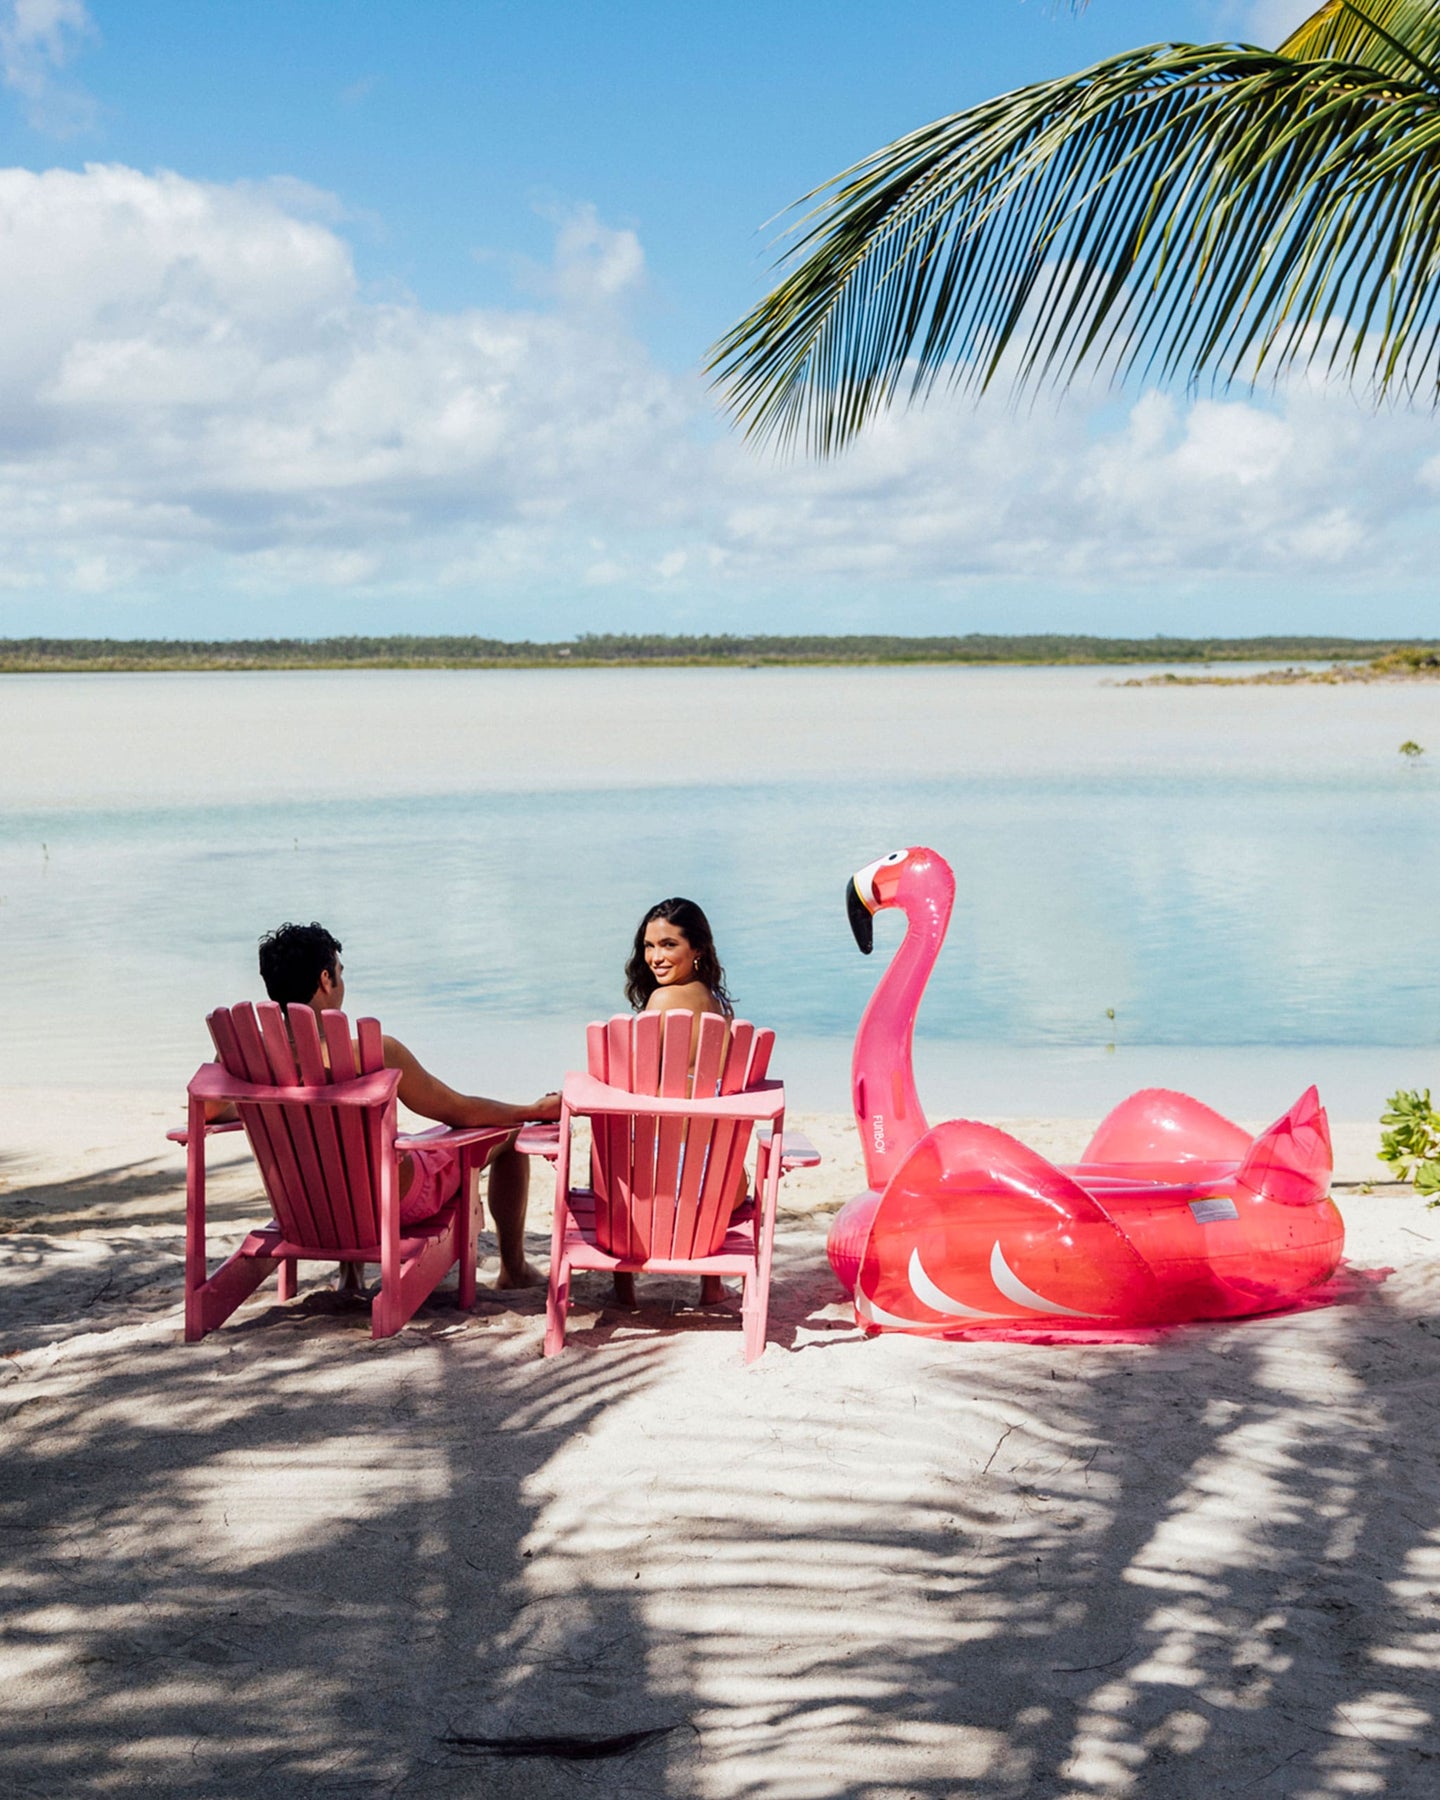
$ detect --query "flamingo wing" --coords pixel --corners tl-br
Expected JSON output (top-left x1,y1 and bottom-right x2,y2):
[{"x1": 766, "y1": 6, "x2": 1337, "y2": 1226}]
[
  {"x1": 856, "y1": 1120, "x2": 1164, "y2": 1331},
  {"x1": 1080, "y1": 1087, "x2": 1253, "y2": 1171}
]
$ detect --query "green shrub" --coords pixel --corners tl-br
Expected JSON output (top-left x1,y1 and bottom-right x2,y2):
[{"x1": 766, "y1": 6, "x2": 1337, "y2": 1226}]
[{"x1": 1379, "y1": 1089, "x2": 1440, "y2": 1199}]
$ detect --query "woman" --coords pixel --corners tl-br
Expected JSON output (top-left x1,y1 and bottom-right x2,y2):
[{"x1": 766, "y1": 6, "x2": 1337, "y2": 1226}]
[
  {"x1": 623, "y1": 897, "x2": 733, "y2": 1055},
  {"x1": 620, "y1": 897, "x2": 735, "y2": 1306}
]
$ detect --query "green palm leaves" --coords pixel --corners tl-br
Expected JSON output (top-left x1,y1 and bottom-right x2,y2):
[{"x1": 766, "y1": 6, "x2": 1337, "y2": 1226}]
[
  {"x1": 1279, "y1": 0, "x2": 1440, "y2": 76},
  {"x1": 710, "y1": 2, "x2": 1440, "y2": 454}
]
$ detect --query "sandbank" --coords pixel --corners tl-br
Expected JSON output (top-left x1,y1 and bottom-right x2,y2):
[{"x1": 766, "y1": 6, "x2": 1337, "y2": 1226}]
[{"x1": 2, "y1": 1085, "x2": 1438, "y2": 1797}]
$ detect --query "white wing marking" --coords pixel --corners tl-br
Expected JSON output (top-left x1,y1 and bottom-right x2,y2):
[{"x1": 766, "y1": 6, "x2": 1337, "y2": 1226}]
[
  {"x1": 989, "y1": 1241, "x2": 1092, "y2": 1317},
  {"x1": 908, "y1": 1247, "x2": 1006, "y2": 1318},
  {"x1": 855, "y1": 1286, "x2": 924, "y2": 1329}
]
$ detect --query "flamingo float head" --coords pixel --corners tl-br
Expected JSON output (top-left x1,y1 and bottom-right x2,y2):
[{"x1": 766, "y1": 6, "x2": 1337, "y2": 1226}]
[
  {"x1": 847, "y1": 846, "x2": 954, "y2": 954},
  {"x1": 846, "y1": 846, "x2": 956, "y2": 1193}
]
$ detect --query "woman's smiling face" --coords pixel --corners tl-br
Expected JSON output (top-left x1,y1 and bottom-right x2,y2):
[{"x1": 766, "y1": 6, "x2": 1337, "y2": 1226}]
[{"x1": 643, "y1": 917, "x2": 698, "y2": 986}]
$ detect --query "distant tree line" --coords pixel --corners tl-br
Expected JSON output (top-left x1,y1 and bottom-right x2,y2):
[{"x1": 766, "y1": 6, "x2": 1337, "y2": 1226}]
[{"x1": 0, "y1": 633, "x2": 1432, "y2": 673}]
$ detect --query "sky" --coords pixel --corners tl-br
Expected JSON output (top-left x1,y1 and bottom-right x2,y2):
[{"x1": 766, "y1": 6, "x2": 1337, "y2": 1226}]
[{"x1": 1, "y1": 0, "x2": 1432, "y2": 643}]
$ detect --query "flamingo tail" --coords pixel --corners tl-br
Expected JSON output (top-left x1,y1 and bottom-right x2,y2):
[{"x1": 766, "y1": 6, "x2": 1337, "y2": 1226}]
[{"x1": 1235, "y1": 1085, "x2": 1333, "y2": 1208}]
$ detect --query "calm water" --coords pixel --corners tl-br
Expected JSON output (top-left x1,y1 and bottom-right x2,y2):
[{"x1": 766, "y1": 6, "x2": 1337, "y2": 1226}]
[{"x1": 3, "y1": 666, "x2": 1438, "y2": 1117}]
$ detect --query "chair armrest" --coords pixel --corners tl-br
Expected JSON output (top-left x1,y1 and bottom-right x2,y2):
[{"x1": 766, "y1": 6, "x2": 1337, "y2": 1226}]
[
  {"x1": 187, "y1": 1058, "x2": 399, "y2": 1108},
  {"x1": 561, "y1": 1070, "x2": 785, "y2": 1121},
  {"x1": 166, "y1": 1120, "x2": 245, "y2": 1147},
  {"x1": 757, "y1": 1125, "x2": 821, "y2": 1172},
  {"x1": 395, "y1": 1124, "x2": 514, "y2": 1153},
  {"x1": 515, "y1": 1122, "x2": 562, "y2": 1160}
]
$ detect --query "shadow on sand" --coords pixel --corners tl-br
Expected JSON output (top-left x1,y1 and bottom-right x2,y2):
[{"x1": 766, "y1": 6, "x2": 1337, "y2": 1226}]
[{"x1": 3, "y1": 1161, "x2": 1440, "y2": 1797}]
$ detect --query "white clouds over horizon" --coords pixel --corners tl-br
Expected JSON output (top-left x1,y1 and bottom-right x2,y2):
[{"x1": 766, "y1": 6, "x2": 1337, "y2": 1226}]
[{"x1": 0, "y1": 162, "x2": 1437, "y2": 637}]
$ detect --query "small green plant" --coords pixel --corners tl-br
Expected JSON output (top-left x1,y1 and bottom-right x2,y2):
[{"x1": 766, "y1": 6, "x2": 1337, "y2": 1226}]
[
  {"x1": 1400, "y1": 740, "x2": 1425, "y2": 758},
  {"x1": 1379, "y1": 1089, "x2": 1440, "y2": 1200}
]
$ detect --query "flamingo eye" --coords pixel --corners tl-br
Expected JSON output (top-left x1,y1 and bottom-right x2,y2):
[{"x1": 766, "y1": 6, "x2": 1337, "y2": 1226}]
[{"x1": 883, "y1": 851, "x2": 906, "y2": 866}]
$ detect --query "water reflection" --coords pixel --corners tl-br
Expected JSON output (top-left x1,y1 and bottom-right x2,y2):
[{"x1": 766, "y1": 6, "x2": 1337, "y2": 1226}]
[{"x1": 3, "y1": 668, "x2": 1438, "y2": 1098}]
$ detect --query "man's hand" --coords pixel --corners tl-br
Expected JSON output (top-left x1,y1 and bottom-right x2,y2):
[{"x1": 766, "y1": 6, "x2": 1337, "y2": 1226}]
[{"x1": 528, "y1": 1092, "x2": 562, "y2": 1123}]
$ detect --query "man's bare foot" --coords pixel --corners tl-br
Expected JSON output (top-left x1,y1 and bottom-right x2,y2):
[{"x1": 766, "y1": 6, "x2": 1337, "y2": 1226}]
[
  {"x1": 495, "y1": 1259, "x2": 544, "y2": 1290},
  {"x1": 699, "y1": 1276, "x2": 728, "y2": 1305},
  {"x1": 612, "y1": 1272, "x2": 637, "y2": 1309}
]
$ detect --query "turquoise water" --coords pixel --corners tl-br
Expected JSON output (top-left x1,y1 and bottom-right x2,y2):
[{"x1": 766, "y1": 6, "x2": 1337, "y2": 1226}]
[{"x1": 3, "y1": 667, "x2": 1438, "y2": 1115}]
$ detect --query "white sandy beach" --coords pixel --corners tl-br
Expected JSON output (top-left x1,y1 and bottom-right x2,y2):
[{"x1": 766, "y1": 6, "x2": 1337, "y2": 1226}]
[{"x1": 3, "y1": 1088, "x2": 1438, "y2": 1798}]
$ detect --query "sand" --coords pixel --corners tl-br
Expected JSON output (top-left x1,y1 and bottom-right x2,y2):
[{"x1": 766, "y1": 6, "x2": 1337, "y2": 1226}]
[{"x1": 3, "y1": 1088, "x2": 1439, "y2": 1798}]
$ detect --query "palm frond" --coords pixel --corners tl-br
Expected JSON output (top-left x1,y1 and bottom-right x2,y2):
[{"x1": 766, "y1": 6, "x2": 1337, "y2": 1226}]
[
  {"x1": 710, "y1": 38, "x2": 1440, "y2": 454},
  {"x1": 1280, "y1": 0, "x2": 1440, "y2": 85}
]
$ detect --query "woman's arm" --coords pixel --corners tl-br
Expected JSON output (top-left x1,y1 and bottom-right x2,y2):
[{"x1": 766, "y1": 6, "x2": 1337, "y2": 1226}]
[{"x1": 382, "y1": 1035, "x2": 560, "y2": 1128}]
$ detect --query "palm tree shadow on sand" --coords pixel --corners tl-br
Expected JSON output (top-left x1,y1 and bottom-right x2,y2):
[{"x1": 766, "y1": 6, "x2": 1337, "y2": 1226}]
[{"x1": 3, "y1": 1161, "x2": 1440, "y2": 1796}]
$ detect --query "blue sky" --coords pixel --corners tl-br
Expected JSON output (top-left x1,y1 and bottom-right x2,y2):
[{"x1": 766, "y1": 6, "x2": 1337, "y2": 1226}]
[{"x1": 2, "y1": 0, "x2": 1433, "y2": 641}]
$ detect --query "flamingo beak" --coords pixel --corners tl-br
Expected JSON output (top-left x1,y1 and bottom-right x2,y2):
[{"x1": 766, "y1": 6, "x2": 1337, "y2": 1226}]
[{"x1": 847, "y1": 877, "x2": 875, "y2": 955}]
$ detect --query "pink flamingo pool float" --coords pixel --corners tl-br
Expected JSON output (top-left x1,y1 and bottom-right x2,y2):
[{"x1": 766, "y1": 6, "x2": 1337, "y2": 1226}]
[{"x1": 828, "y1": 847, "x2": 1344, "y2": 1333}]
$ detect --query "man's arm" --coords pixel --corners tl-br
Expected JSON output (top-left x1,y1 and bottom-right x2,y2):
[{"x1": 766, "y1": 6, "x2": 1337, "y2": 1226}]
[{"x1": 382, "y1": 1035, "x2": 560, "y2": 1129}]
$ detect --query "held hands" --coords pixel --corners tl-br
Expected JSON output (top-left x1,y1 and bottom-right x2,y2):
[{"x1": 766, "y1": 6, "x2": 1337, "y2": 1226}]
[{"x1": 528, "y1": 1091, "x2": 563, "y2": 1122}]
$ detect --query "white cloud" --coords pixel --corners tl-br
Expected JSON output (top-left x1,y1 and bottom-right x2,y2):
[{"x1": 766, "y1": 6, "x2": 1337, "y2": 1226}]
[
  {"x1": 549, "y1": 203, "x2": 645, "y2": 304},
  {"x1": 0, "y1": 166, "x2": 694, "y2": 609},
  {"x1": 708, "y1": 378, "x2": 1435, "y2": 596},
  {"x1": 0, "y1": 161, "x2": 1436, "y2": 635},
  {"x1": 1205, "y1": 1, "x2": 1316, "y2": 44},
  {"x1": 0, "y1": 0, "x2": 96, "y2": 133},
  {"x1": 1238, "y1": 1, "x2": 1317, "y2": 46}
]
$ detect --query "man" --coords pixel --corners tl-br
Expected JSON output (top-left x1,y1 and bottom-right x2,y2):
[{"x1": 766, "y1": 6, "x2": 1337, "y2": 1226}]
[{"x1": 256, "y1": 921, "x2": 559, "y2": 1289}]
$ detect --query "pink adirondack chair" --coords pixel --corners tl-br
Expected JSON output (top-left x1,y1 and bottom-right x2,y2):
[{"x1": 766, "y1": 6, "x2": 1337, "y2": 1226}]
[
  {"x1": 174, "y1": 1002, "x2": 515, "y2": 1340},
  {"x1": 545, "y1": 1011, "x2": 818, "y2": 1364}
]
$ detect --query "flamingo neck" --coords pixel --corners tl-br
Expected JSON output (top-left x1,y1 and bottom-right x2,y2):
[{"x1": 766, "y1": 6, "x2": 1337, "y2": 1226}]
[{"x1": 852, "y1": 893, "x2": 947, "y2": 1191}]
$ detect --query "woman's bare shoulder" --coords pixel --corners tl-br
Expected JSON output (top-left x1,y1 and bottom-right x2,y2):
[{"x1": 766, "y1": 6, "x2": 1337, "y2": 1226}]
[{"x1": 644, "y1": 981, "x2": 719, "y2": 1016}]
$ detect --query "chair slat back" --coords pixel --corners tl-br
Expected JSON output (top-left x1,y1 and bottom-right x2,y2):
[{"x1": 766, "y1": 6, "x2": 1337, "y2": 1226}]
[
  {"x1": 650, "y1": 1011, "x2": 691, "y2": 1252},
  {"x1": 357, "y1": 1017, "x2": 386, "y2": 1073},
  {"x1": 209, "y1": 1004, "x2": 294, "y2": 1224},
  {"x1": 206, "y1": 1002, "x2": 390, "y2": 1249},
  {"x1": 278, "y1": 1006, "x2": 350, "y2": 1242},
  {"x1": 719, "y1": 1021, "x2": 754, "y2": 1095},
  {"x1": 257, "y1": 1005, "x2": 300, "y2": 1085},
  {"x1": 322, "y1": 1010, "x2": 376, "y2": 1223},
  {"x1": 581, "y1": 1012, "x2": 766, "y2": 1261}
]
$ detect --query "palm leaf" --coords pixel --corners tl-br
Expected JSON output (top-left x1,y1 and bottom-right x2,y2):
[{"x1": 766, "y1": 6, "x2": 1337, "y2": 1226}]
[
  {"x1": 711, "y1": 22, "x2": 1440, "y2": 453},
  {"x1": 1279, "y1": 0, "x2": 1440, "y2": 81}
]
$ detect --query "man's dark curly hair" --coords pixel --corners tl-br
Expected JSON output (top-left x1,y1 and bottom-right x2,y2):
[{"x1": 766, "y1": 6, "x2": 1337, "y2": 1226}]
[{"x1": 258, "y1": 922, "x2": 341, "y2": 1009}]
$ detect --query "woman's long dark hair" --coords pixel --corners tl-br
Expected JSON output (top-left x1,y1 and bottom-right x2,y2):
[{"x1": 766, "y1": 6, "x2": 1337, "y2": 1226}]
[{"x1": 624, "y1": 897, "x2": 732, "y2": 1015}]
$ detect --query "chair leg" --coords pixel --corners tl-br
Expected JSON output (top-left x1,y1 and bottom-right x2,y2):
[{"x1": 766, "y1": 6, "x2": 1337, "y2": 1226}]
[
  {"x1": 457, "y1": 1165, "x2": 478, "y2": 1310},
  {"x1": 544, "y1": 1256, "x2": 571, "y2": 1356},
  {"x1": 371, "y1": 1284, "x2": 399, "y2": 1339},
  {"x1": 277, "y1": 1258, "x2": 298, "y2": 1301},
  {"x1": 185, "y1": 1251, "x2": 276, "y2": 1342},
  {"x1": 741, "y1": 1270, "x2": 769, "y2": 1364},
  {"x1": 372, "y1": 1230, "x2": 457, "y2": 1339}
]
